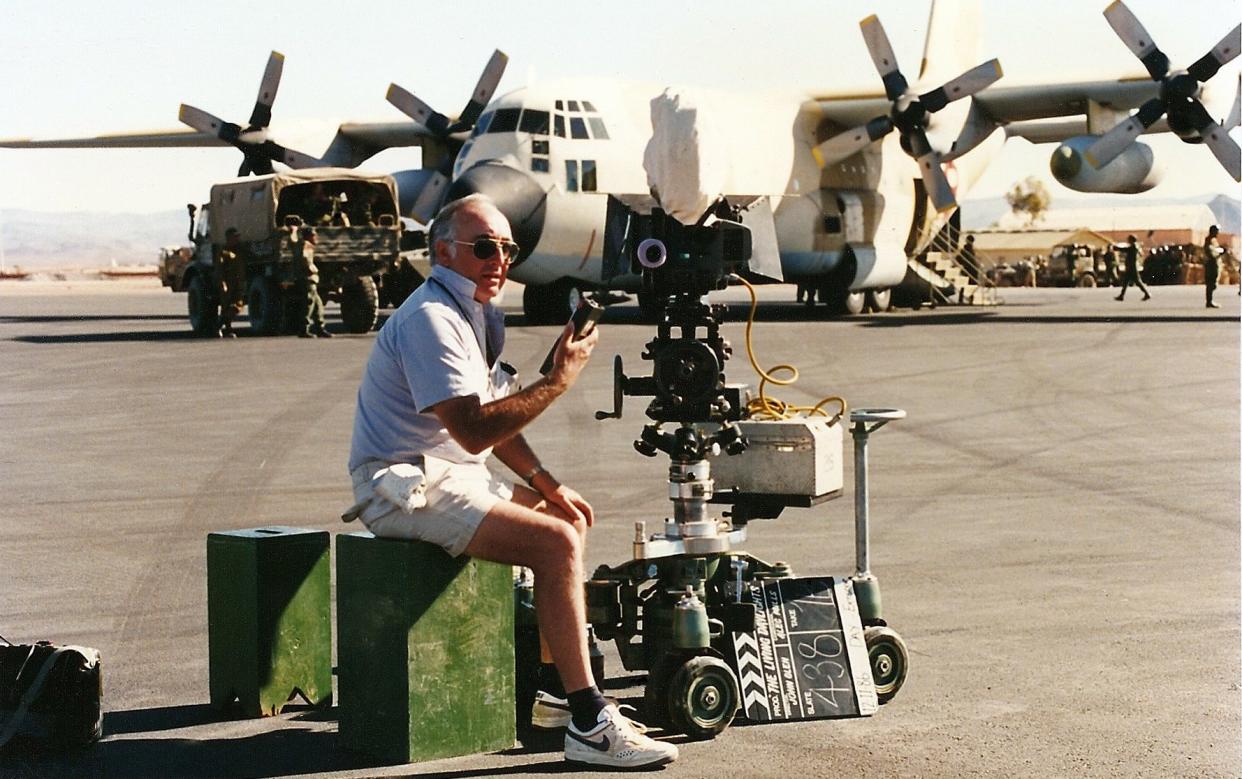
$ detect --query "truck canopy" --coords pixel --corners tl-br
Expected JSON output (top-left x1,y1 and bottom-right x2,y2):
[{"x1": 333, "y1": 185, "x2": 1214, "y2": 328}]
[{"x1": 209, "y1": 168, "x2": 399, "y2": 242}]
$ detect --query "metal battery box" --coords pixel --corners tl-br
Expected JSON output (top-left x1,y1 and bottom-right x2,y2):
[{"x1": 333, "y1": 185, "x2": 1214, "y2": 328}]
[{"x1": 706, "y1": 416, "x2": 843, "y2": 499}]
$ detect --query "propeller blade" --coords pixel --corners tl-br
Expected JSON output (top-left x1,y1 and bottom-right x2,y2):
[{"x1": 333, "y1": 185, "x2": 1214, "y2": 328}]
[
  {"x1": 1199, "y1": 120, "x2": 1242, "y2": 181},
  {"x1": 811, "y1": 116, "x2": 894, "y2": 167},
  {"x1": 411, "y1": 171, "x2": 449, "y2": 224},
  {"x1": 276, "y1": 145, "x2": 323, "y2": 169},
  {"x1": 1226, "y1": 73, "x2": 1241, "y2": 129},
  {"x1": 1187, "y1": 23, "x2": 1242, "y2": 82},
  {"x1": 451, "y1": 50, "x2": 509, "y2": 132},
  {"x1": 919, "y1": 59, "x2": 1004, "y2": 113},
  {"x1": 1103, "y1": 1, "x2": 1169, "y2": 79},
  {"x1": 248, "y1": 51, "x2": 284, "y2": 129},
  {"x1": 859, "y1": 14, "x2": 908, "y2": 100},
  {"x1": 387, "y1": 83, "x2": 450, "y2": 136},
  {"x1": 179, "y1": 104, "x2": 235, "y2": 139},
  {"x1": 1084, "y1": 98, "x2": 1165, "y2": 168},
  {"x1": 918, "y1": 152, "x2": 957, "y2": 213}
]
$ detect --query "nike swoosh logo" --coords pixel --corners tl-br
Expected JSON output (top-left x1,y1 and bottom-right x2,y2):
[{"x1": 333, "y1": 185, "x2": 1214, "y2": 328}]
[{"x1": 568, "y1": 730, "x2": 611, "y2": 752}]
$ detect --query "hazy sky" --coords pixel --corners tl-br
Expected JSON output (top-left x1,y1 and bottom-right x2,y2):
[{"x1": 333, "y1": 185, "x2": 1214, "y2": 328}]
[{"x1": 0, "y1": 0, "x2": 1238, "y2": 213}]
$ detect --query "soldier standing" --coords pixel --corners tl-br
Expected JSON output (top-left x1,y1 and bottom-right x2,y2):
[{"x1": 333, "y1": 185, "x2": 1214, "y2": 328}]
[
  {"x1": 216, "y1": 228, "x2": 247, "y2": 338},
  {"x1": 1203, "y1": 225, "x2": 1223, "y2": 308},
  {"x1": 1114, "y1": 235, "x2": 1150, "y2": 302},
  {"x1": 297, "y1": 228, "x2": 332, "y2": 338}
]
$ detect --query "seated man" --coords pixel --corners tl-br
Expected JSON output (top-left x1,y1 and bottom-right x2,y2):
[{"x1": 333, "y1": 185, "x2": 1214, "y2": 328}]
[{"x1": 347, "y1": 194, "x2": 677, "y2": 770}]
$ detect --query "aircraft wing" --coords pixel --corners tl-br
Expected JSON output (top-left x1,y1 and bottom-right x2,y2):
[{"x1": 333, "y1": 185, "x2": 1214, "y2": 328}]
[
  {"x1": 0, "y1": 128, "x2": 222, "y2": 149},
  {"x1": 813, "y1": 77, "x2": 1160, "y2": 140},
  {"x1": 0, "y1": 120, "x2": 447, "y2": 169}
]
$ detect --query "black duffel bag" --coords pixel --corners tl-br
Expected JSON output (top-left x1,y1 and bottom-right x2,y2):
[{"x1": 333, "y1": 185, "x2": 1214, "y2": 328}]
[{"x1": 0, "y1": 639, "x2": 102, "y2": 750}]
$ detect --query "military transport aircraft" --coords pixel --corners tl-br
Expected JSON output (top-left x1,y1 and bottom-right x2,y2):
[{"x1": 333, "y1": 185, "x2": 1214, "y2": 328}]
[{"x1": 3, "y1": 0, "x2": 1239, "y2": 323}]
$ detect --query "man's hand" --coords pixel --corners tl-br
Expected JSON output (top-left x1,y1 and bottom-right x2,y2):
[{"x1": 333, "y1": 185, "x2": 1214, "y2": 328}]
[
  {"x1": 533, "y1": 472, "x2": 595, "y2": 527},
  {"x1": 547, "y1": 320, "x2": 599, "y2": 391}
]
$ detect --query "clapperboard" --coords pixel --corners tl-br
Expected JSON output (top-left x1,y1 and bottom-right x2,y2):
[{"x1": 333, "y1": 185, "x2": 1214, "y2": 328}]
[{"x1": 729, "y1": 576, "x2": 878, "y2": 722}]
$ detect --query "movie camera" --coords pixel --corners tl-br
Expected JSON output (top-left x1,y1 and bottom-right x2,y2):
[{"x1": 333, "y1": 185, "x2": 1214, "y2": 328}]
[{"x1": 565, "y1": 195, "x2": 909, "y2": 740}]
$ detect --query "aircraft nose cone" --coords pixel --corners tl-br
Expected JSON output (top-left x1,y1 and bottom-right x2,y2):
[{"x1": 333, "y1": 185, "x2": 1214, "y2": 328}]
[{"x1": 446, "y1": 161, "x2": 547, "y2": 263}]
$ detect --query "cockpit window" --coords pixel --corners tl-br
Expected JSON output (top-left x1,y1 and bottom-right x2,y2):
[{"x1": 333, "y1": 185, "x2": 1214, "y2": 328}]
[
  {"x1": 587, "y1": 117, "x2": 609, "y2": 140},
  {"x1": 582, "y1": 101, "x2": 597, "y2": 112},
  {"x1": 567, "y1": 100, "x2": 581, "y2": 112},
  {"x1": 518, "y1": 109, "x2": 550, "y2": 136},
  {"x1": 581, "y1": 160, "x2": 597, "y2": 191},
  {"x1": 554, "y1": 114, "x2": 565, "y2": 138},
  {"x1": 569, "y1": 117, "x2": 589, "y2": 139},
  {"x1": 473, "y1": 112, "x2": 494, "y2": 137},
  {"x1": 555, "y1": 100, "x2": 564, "y2": 111},
  {"x1": 488, "y1": 107, "x2": 521, "y2": 133}
]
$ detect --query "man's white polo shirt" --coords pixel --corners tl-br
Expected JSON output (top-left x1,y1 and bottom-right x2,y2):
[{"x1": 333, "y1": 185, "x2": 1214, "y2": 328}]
[{"x1": 349, "y1": 264, "x2": 507, "y2": 472}]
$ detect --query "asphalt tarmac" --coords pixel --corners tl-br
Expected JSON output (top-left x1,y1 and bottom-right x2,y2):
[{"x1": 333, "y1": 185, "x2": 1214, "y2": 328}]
[{"x1": 1, "y1": 282, "x2": 1238, "y2": 778}]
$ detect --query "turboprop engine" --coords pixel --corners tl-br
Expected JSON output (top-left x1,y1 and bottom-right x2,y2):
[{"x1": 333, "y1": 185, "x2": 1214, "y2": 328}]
[{"x1": 1049, "y1": 135, "x2": 1161, "y2": 193}]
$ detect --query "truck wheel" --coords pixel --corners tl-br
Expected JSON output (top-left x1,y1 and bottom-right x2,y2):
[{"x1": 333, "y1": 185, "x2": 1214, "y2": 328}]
[
  {"x1": 381, "y1": 263, "x2": 423, "y2": 309},
  {"x1": 247, "y1": 276, "x2": 282, "y2": 336},
  {"x1": 341, "y1": 276, "x2": 380, "y2": 333},
  {"x1": 865, "y1": 287, "x2": 892, "y2": 312},
  {"x1": 279, "y1": 287, "x2": 303, "y2": 335},
  {"x1": 187, "y1": 274, "x2": 219, "y2": 336},
  {"x1": 523, "y1": 279, "x2": 579, "y2": 326}
]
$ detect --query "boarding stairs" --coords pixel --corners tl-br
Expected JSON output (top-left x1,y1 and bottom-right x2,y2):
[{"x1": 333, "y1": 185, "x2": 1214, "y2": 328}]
[{"x1": 907, "y1": 207, "x2": 999, "y2": 307}]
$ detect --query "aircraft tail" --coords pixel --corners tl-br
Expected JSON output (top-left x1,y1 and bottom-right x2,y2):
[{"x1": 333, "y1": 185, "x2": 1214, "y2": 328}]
[{"x1": 918, "y1": 0, "x2": 981, "y2": 85}]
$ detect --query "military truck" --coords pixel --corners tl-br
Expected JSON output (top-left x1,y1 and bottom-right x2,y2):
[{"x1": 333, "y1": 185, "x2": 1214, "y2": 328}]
[{"x1": 160, "y1": 168, "x2": 408, "y2": 336}]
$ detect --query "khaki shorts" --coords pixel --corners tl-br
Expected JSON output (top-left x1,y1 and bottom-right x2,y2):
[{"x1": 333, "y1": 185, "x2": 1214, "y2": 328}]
[{"x1": 350, "y1": 456, "x2": 513, "y2": 557}]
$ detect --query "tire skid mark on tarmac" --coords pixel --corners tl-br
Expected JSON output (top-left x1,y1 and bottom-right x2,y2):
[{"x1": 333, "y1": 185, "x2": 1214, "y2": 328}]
[{"x1": 109, "y1": 362, "x2": 358, "y2": 695}]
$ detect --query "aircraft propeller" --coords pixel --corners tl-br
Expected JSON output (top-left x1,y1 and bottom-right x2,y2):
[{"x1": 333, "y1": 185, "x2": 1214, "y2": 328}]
[
  {"x1": 1085, "y1": 1, "x2": 1241, "y2": 182},
  {"x1": 178, "y1": 51, "x2": 323, "y2": 177},
  {"x1": 386, "y1": 50, "x2": 509, "y2": 222},
  {"x1": 811, "y1": 15, "x2": 1003, "y2": 213}
]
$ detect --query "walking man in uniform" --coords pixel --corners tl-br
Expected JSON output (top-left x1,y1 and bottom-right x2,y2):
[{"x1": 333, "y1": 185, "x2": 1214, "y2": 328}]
[
  {"x1": 216, "y1": 228, "x2": 246, "y2": 338},
  {"x1": 347, "y1": 194, "x2": 678, "y2": 770},
  {"x1": 1115, "y1": 234, "x2": 1151, "y2": 302},
  {"x1": 296, "y1": 228, "x2": 332, "y2": 338},
  {"x1": 1203, "y1": 225, "x2": 1223, "y2": 308}
]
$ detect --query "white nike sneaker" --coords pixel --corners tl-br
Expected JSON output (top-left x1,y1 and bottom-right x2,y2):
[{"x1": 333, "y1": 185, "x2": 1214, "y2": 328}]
[
  {"x1": 564, "y1": 703, "x2": 678, "y2": 769},
  {"x1": 530, "y1": 690, "x2": 572, "y2": 730}
]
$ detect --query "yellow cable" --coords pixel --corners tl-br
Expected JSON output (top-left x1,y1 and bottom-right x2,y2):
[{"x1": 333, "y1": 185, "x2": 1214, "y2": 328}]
[{"x1": 732, "y1": 275, "x2": 848, "y2": 424}]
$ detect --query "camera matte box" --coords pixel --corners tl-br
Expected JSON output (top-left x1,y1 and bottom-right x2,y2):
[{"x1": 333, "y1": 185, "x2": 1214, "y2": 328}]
[{"x1": 707, "y1": 417, "x2": 844, "y2": 499}]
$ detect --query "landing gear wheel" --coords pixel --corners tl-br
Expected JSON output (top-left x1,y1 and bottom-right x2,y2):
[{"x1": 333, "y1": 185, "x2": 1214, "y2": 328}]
[
  {"x1": 823, "y1": 286, "x2": 866, "y2": 316},
  {"x1": 187, "y1": 274, "x2": 219, "y2": 336},
  {"x1": 523, "y1": 279, "x2": 579, "y2": 325},
  {"x1": 246, "y1": 276, "x2": 282, "y2": 336},
  {"x1": 864, "y1": 625, "x2": 908, "y2": 704},
  {"x1": 866, "y1": 287, "x2": 892, "y2": 313},
  {"x1": 340, "y1": 276, "x2": 380, "y2": 333},
  {"x1": 666, "y1": 655, "x2": 739, "y2": 739}
]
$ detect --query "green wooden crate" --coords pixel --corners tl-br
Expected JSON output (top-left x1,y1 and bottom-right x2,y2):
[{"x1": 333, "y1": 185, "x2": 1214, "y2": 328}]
[
  {"x1": 206, "y1": 526, "x2": 332, "y2": 717},
  {"x1": 336, "y1": 531, "x2": 515, "y2": 763}
]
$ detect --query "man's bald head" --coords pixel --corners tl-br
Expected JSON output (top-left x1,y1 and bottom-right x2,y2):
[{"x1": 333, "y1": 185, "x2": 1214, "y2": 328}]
[{"x1": 428, "y1": 194, "x2": 509, "y2": 265}]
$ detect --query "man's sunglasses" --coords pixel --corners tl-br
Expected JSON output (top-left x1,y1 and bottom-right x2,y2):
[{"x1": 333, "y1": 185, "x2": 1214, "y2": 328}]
[{"x1": 454, "y1": 237, "x2": 521, "y2": 263}]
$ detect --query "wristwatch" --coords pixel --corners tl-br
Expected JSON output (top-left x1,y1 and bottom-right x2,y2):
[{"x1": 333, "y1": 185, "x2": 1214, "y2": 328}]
[{"x1": 522, "y1": 464, "x2": 547, "y2": 485}]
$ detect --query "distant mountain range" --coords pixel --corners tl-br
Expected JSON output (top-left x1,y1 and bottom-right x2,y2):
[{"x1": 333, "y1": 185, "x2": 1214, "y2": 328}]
[
  {"x1": 1, "y1": 209, "x2": 188, "y2": 269},
  {"x1": 1, "y1": 192, "x2": 1238, "y2": 269}
]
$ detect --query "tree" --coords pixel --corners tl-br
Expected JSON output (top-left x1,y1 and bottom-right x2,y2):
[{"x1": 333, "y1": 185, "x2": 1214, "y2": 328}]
[{"x1": 1005, "y1": 176, "x2": 1052, "y2": 227}]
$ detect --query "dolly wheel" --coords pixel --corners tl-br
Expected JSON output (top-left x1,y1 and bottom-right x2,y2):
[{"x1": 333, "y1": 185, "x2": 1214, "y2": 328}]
[
  {"x1": 667, "y1": 655, "x2": 739, "y2": 739},
  {"x1": 864, "y1": 625, "x2": 908, "y2": 704}
]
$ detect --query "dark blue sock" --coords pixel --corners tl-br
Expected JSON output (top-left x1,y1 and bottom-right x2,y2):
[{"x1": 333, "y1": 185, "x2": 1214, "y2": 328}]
[
  {"x1": 566, "y1": 686, "x2": 608, "y2": 731},
  {"x1": 539, "y1": 662, "x2": 566, "y2": 697}
]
